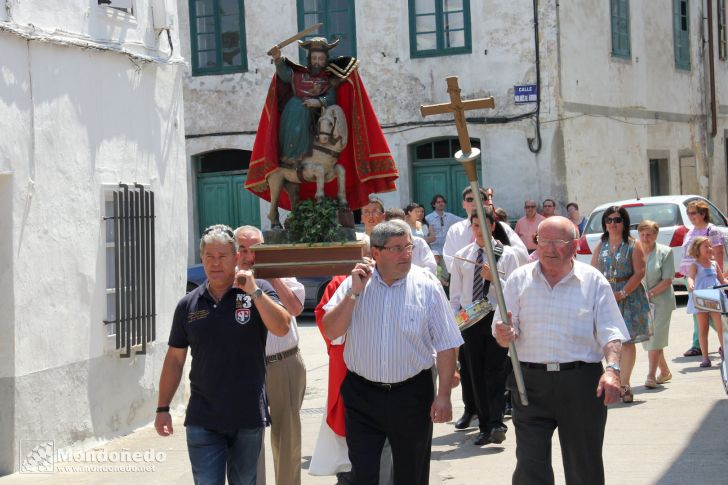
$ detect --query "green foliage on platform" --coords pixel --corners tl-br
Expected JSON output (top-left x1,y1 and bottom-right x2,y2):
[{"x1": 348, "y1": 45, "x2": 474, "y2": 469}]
[{"x1": 285, "y1": 198, "x2": 348, "y2": 244}]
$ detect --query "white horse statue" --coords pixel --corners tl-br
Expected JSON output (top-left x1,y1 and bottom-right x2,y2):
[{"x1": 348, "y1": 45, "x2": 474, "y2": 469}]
[{"x1": 266, "y1": 104, "x2": 349, "y2": 228}]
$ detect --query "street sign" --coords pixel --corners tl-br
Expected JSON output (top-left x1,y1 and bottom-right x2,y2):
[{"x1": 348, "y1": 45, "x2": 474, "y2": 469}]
[{"x1": 514, "y1": 84, "x2": 538, "y2": 104}]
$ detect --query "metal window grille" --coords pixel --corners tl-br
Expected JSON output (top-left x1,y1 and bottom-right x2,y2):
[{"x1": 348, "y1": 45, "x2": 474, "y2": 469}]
[{"x1": 105, "y1": 184, "x2": 156, "y2": 357}]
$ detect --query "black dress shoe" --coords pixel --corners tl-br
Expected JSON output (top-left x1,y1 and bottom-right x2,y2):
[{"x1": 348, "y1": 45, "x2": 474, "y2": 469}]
[
  {"x1": 455, "y1": 412, "x2": 476, "y2": 430},
  {"x1": 489, "y1": 426, "x2": 507, "y2": 444},
  {"x1": 473, "y1": 432, "x2": 492, "y2": 446}
]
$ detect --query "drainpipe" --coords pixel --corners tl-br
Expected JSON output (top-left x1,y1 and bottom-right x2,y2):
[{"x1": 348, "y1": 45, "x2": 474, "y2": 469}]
[{"x1": 707, "y1": 0, "x2": 717, "y2": 138}]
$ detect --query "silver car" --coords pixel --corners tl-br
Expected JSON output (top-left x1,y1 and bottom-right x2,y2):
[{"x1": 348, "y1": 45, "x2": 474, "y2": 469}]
[{"x1": 575, "y1": 195, "x2": 728, "y2": 287}]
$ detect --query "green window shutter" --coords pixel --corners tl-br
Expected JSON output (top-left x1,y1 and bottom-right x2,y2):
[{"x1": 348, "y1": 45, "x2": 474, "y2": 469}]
[
  {"x1": 673, "y1": 0, "x2": 691, "y2": 70},
  {"x1": 190, "y1": 0, "x2": 248, "y2": 76},
  {"x1": 409, "y1": 0, "x2": 472, "y2": 58},
  {"x1": 610, "y1": 0, "x2": 631, "y2": 59},
  {"x1": 296, "y1": 0, "x2": 357, "y2": 64}
]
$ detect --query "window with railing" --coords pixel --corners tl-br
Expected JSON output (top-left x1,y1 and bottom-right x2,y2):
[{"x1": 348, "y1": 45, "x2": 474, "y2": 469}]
[{"x1": 104, "y1": 184, "x2": 156, "y2": 358}]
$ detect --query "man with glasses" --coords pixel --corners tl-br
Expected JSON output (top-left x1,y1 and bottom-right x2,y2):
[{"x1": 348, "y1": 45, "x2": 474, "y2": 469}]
[
  {"x1": 515, "y1": 199, "x2": 545, "y2": 253},
  {"x1": 235, "y1": 225, "x2": 306, "y2": 485},
  {"x1": 443, "y1": 187, "x2": 528, "y2": 273},
  {"x1": 542, "y1": 198, "x2": 557, "y2": 218},
  {"x1": 155, "y1": 225, "x2": 291, "y2": 485},
  {"x1": 493, "y1": 216, "x2": 629, "y2": 485},
  {"x1": 322, "y1": 221, "x2": 463, "y2": 484},
  {"x1": 425, "y1": 194, "x2": 462, "y2": 259}
]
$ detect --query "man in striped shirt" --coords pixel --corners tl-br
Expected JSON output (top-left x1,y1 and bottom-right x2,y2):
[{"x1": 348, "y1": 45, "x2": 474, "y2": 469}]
[
  {"x1": 322, "y1": 221, "x2": 463, "y2": 485},
  {"x1": 494, "y1": 216, "x2": 628, "y2": 485}
]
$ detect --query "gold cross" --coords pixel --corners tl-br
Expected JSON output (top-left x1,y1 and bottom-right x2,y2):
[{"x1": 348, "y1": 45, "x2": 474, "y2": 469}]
[{"x1": 420, "y1": 76, "x2": 495, "y2": 156}]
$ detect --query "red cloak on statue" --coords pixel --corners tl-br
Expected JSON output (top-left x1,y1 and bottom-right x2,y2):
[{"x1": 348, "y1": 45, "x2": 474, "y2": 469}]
[{"x1": 245, "y1": 61, "x2": 398, "y2": 210}]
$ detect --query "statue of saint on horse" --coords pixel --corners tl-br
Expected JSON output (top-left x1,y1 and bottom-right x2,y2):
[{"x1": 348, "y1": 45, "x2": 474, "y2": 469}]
[{"x1": 245, "y1": 34, "x2": 399, "y2": 229}]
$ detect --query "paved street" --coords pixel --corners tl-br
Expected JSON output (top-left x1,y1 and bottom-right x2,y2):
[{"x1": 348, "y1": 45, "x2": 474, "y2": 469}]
[{"x1": 2, "y1": 296, "x2": 728, "y2": 484}]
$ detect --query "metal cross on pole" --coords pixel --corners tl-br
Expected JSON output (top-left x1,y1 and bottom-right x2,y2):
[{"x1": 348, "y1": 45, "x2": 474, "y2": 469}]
[{"x1": 420, "y1": 76, "x2": 528, "y2": 406}]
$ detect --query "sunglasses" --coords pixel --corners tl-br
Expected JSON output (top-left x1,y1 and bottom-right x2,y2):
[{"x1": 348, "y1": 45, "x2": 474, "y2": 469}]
[
  {"x1": 606, "y1": 217, "x2": 623, "y2": 224},
  {"x1": 524, "y1": 205, "x2": 536, "y2": 209}
]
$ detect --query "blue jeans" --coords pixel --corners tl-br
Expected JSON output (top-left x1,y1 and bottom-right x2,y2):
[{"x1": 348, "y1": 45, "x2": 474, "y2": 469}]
[{"x1": 186, "y1": 425, "x2": 263, "y2": 485}]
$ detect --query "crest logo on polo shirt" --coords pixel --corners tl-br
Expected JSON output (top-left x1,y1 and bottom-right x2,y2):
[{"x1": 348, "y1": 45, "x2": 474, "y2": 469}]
[{"x1": 235, "y1": 308, "x2": 251, "y2": 325}]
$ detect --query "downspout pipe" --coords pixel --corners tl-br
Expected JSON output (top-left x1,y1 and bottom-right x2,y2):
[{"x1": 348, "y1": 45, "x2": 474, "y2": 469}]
[{"x1": 708, "y1": 0, "x2": 717, "y2": 138}]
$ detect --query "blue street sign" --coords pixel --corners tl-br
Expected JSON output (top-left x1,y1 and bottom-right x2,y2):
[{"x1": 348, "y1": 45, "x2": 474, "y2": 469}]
[{"x1": 514, "y1": 84, "x2": 538, "y2": 104}]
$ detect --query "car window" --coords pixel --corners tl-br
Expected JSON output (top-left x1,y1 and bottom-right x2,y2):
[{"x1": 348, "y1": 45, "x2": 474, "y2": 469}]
[{"x1": 585, "y1": 204, "x2": 681, "y2": 234}]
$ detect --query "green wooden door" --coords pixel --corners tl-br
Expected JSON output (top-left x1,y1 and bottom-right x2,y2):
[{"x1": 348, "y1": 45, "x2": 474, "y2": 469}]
[
  {"x1": 197, "y1": 171, "x2": 260, "y2": 235},
  {"x1": 412, "y1": 138, "x2": 481, "y2": 218}
]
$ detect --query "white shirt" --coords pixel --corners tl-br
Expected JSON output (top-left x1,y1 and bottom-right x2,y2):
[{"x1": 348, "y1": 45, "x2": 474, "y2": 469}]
[
  {"x1": 265, "y1": 277, "x2": 305, "y2": 355},
  {"x1": 425, "y1": 211, "x2": 463, "y2": 256},
  {"x1": 492, "y1": 261, "x2": 629, "y2": 363},
  {"x1": 449, "y1": 241, "x2": 520, "y2": 311},
  {"x1": 323, "y1": 266, "x2": 464, "y2": 383},
  {"x1": 412, "y1": 235, "x2": 437, "y2": 275},
  {"x1": 443, "y1": 219, "x2": 528, "y2": 272}
]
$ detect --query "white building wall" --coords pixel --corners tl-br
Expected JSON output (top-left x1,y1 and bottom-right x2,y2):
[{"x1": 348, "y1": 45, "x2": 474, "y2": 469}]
[
  {"x1": 558, "y1": 0, "x2": 727, "y2": 213},
  {"x1": 180, "y1": 0, "x2": 562, "y2": 241},
  {"x1": 0, "y1": 0, "x2": 187, "y2": 474}
]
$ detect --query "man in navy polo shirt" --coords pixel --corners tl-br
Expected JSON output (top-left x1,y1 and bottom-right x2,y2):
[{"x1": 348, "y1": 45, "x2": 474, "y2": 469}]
[{"x1": 155, "y1": 224, "x2": 290, "y2": 485}]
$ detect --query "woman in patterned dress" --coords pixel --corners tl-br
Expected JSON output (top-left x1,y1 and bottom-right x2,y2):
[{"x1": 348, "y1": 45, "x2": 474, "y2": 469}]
[{"x1": 591, "y1": 206, "x2": 651, "y2": 403}]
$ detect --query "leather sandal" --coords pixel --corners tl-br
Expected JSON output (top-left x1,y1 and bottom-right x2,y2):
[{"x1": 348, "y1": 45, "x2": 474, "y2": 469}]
[
  {"x1": 656, "y1": 372, "x2": 672, "y2": 384},
  {"x1": 621, "y1": 385, "x2": 634, "y2": 403},
  {"x1": 644, "y1": 377, "x2": 657, "y2": 389},
  {"x1": 683, "y1": 347, "x2": 701, "y2": 357}
]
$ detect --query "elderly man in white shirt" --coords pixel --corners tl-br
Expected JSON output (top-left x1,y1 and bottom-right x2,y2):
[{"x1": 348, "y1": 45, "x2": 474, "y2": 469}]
[
  {"x1": 235, "y1": 226, "x2": 306, "y2": 485},
  {"x1": 493, "y1": 216, "x2": 628, "y2": 485},
  {"x1": 449, "y1": 210, "x2": 520, "y2": 447},
  {"x1": 322, "y1": 221, "x2": 463, "y2": 485},
  {"x1": 443, "y1": 187, "x2": 528, "y2": 273}
]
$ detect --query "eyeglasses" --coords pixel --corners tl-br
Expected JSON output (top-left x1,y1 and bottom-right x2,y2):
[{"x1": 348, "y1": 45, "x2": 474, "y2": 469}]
[
  {"x1": 605, "y1": 217, "x2": 623, "y2": 224},
  {"x1": 536, "y1": 237, "x2": 571, "y2": 248},
  {"x1": 362, "y1": 210, "x2": 382, "y2": 216},
  {"x1": 687, "y1": 211, "x2": 700, "y2": 216},
  {"x1": 524, "y1": 205, "x2": 537, "y2": 209},
  {"x1": 376, "y1": 243, "x2": 414, "y2": 254}
]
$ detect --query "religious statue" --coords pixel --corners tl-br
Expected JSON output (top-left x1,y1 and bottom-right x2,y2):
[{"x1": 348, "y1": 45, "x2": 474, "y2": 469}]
[{"x1": 246, "y1": 33, "x2": 399, "y2": 229}]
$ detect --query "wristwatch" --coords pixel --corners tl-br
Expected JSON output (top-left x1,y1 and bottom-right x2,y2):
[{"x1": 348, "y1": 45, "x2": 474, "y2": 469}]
[
  {"x1": 605, "y1": 362, "x2": 621, "y2": 374},
  {"x1": 345, "y1": 289, "x2": 360, "y2": 301},
  {"x1": 250, "y1": 288, "x2": 263, "y2": 301}
]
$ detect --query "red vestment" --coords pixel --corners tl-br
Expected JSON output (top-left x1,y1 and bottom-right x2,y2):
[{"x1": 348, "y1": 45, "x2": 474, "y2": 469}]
[
  {"x1": 314, "y1": 275, "x2": 348, "y2": 436},
  {"x1": 246, "y1": 65, "x2": 398, "y2": 210}
]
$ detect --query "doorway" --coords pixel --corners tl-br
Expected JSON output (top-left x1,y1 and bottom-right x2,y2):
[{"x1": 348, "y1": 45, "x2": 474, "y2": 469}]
[{"x1": 411, "y1": 137, "x2": 481, "y2": 218}]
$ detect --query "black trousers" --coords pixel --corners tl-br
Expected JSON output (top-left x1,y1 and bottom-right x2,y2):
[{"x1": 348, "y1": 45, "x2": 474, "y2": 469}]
[
  {"x1": 508, "y1": 363, "x2": 607, "y2": 485},
  {"x1": 461, "y1": 312, "x2": 508, "y2": 433},
  {"x1": 341, "y1": 369, "x2": 434, "y2": 485},
  {"x1": 458, "y1": 345, "x2": 477, "y2": 415}
]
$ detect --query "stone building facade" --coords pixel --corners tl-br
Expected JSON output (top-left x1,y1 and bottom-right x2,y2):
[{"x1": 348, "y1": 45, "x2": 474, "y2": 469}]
[
  {"x1": 178, "y1": 0, "x2": 728, "y2": 257},
  {"x1": 0, "y1": 0, "x2": 187, "y2": 474}
]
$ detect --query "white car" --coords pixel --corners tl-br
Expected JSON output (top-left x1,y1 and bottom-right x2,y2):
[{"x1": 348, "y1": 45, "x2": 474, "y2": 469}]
[{"x1": 575, "y1": 195, "x2": 728, "y2": 287}]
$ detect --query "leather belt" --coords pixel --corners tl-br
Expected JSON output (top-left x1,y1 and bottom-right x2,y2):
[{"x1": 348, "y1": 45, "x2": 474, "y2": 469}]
[
  {"x1": 265, "y1": 346, "x2": 299, "y2": 365},
  {"x1": 349, "y1": 370, "x2": 425, "y2": 391},
  {"x1": 520, "y1": 361, "x2": 600, "y2": 372},
  {"x1": 606, "y1": 275, "x2": 631, "y2": 283}
]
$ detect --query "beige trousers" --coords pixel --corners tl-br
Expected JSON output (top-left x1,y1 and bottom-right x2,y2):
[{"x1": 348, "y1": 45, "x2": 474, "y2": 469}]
[{"x1": 265, "y1": 350, "x2": 306, "y2": 485}]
